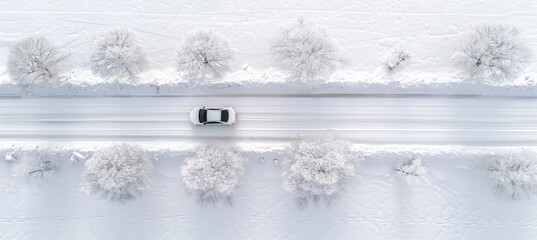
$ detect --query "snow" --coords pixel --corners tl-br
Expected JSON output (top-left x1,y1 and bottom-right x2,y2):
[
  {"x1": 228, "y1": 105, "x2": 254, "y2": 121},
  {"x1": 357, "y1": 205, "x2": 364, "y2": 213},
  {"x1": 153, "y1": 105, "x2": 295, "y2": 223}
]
[
  {"x1": 2, "y1": 142, "x2": 537, "y2": 239},
  {"x1": 283, "y1": 135, "x2": 356, "y2": 208},
  {"x1": 69, "y1": 151, "x2": 87, "y2": 163},
  {"x1": 177, "y1": 28, "x2": 233, "y2": 79},
  {"x1": 4, "y1": 151, "x2": 16, "y2": 162},
  {"x1": 81, "y1": 144, "x2": 152, "y2": 202},
  {"x1": 181, "y1": 144, "x2": 245, "y2": 206},
  {"x1": 89, "y1": 28, "x2": 148, "y2": 81},
  {"x1": 3, "y1": 96, "x2": 537, "y2": 146},
  {"x1": 2, "y1": 67, "x2": 537, "y2": 97},
  {"x1": 1, "y1": 0, "x2": 537, "y2": 97},
  {"x1": 395, "y1": 157, "x2": 428, "y2": 184},
  {"x1": 270, "y1": 17, "x2": 344, "y2": 80},
  {"x1": 2, "y1": 0, "x2": 537, "y2": 239}
]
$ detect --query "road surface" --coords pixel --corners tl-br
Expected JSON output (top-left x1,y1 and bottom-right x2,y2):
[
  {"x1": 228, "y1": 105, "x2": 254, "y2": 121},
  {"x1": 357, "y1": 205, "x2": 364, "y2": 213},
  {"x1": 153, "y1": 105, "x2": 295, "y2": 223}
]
[{"x1": 1, "y1": 96, "x2": 537, "y2": 145}]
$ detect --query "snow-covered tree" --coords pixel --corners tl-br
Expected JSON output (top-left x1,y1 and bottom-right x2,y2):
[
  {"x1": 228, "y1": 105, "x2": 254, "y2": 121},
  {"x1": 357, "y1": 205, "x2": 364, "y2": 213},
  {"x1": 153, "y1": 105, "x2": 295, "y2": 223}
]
[
  {"x1": 283, "y1": 135, "x2": 355, "y2": 208},
  {"x1": 180, "y1": 144, "x2": 245, "y2": 206},
  {"x1": 177, "y1": 28, "x2": 233, "y2": 79},
  {"x1": 10, "y1": 151, "x2": 59, "y2": 188},
  {"x1": 488, "y1": 150, "x2": 537, "y2": 200},
  {"x1": 386, "y1": 49, "x2": 411, "y2": 72},
  {"x1": 395, "y1": 157, "x2": 427, "y2": 184},
  {"x1": 7, "y1": 36, "x2": 68, "y2": 92},
  {"x1": 271, "y1": 17, "x2": 344, "y2": 81},
  {"x1": 458, "y1": 24, "x2": 528, "y2": 81},
  {"x1": 81, "y1": 144, "x2": 152, "y2": 202},
  {"x1": 90, "y1": 28, "x2": 148, "y2": 81}
]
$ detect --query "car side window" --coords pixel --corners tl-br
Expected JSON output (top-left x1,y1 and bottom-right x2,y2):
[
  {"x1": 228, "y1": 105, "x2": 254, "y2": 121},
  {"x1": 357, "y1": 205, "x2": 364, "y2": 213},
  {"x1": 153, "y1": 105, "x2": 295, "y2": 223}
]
[{"x1": 204, "y1": 122, "x2": 222, "y2": 125}]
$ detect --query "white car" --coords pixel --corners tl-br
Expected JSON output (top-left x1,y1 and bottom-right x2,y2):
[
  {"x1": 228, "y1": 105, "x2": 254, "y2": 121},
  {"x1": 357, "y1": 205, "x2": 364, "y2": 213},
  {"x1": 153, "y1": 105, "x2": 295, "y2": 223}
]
[{"x1": 190, "y1": 107, "x2": 237, "y2": 126}]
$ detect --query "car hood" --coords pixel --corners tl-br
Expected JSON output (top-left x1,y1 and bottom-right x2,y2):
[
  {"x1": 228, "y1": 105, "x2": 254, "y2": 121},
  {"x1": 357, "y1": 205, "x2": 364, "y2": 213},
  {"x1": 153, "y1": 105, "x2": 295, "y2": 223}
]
[{"x1": 189, "y1": 108, "x2": 201, "y2": 124}]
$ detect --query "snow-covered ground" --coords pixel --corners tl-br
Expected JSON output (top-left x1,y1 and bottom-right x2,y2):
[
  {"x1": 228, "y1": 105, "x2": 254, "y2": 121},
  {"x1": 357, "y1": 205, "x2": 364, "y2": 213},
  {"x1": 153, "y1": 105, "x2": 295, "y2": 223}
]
[
  {"x1": 2, "y1": 142, "x2": 537, "y2": 240},
  {"x1": 2, "y1": 68, "x2": 537, "y2": 97},
  {"x1": 2, "y1": 0, "x2": 537, "y2": 72},
  {"x1": 1, "y1": 0, "x2": 537, "y2": 96},
  {"x1": 2, "y1": 1, "x2": 537, "y2": 240}
]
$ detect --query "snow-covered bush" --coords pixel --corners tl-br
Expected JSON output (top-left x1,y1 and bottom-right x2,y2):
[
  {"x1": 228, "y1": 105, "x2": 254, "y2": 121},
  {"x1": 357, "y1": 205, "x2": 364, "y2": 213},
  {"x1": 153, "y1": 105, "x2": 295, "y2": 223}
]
[
  {"x1": 458, "y1": 24, "x2": 528, "y2": 81},
  {"x1": 180, "y1": 144, "x2": 245, "y2": 206},
  {"x1": 177, "y1": 29, "x2": 233, "y2": 79},
  {"x1": 395, "y1": 158, "x2": 427, "y2": 184},
  {"x1": 271, "y1": 17, "x2": 344, "y2": 81},
  {"x1": 283, "y1": 135, "x2": 355, "y2": 208},
  {"x1": 10, "y1": 152, "x2": 59, "y2": 188},
  {"x1": 4, "y1": 151, "x2": 17, "y2": 162},
  {"x1": 7, "y1": 36, "x2": 68, "y2": 91},
  {"x1": 90, "y1": 28, "x2": 148, "y2": 81},
  {"x1": 69, "y1": 151, "x2": 87, "y2": 163},
  {"x1": 488, "y1": 150, "x2": 537, "y2": 200},
  {"x1": 386, "y1": 49, "x2": 411, "y2": 72},
  {"x1": 81, "y1": 144, "x2": 152, "y2": 202}
]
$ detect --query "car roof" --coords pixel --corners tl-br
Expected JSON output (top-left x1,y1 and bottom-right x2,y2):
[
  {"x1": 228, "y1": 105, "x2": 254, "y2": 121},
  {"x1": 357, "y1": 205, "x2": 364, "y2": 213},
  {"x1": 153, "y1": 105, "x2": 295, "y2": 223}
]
[{"x1": 206, "y1": 110, "x2": 222, "y2": 122}]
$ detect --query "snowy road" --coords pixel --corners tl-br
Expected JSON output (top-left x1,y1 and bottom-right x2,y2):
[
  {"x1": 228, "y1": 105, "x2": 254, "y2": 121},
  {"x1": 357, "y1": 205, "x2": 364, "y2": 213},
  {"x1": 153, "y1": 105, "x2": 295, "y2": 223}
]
[{"x1": 1, "y1": 96, "x2": 537, "y2": 145}]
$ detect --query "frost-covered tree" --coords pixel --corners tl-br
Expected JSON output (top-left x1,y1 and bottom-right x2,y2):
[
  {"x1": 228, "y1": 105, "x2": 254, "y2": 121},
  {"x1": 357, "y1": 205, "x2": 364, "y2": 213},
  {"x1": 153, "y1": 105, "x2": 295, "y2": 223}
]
[
  {"x1": 10, "y1": 151, "x2": 59, "y2": 188},
  {"x1": 90, "y1": 28, "x2": 148, "y2": 81},
  {"x1": 177, "y1": 29, "x2": 233, "y2": 79},
  {"x1": 7, "y1": 36, "x2": 68, "y2": 92},
  {"x1": 283, "y1": 135, "x2": 355, "y2": 208},
  {"x1": 386, "y1": 49, "x2": 411, "y2": 72},
  {"x1": 395, "y1": 158, "x2": 427, "y2": 184},
  {"x1": 81, "y1": 144, "x2": 152, "y2": 202},
  {"x1": 180, "y1": 144, "x2": 245, "y2": 206},
  {"x1": 271, "y1": 17, "x2": 344, "y2": 81},
  {"x1": 488, "y1": 150, "x2": 537, "y2": 200},
  {"x1": 458, "y1": 24, "x2": 528, "y2": 81}
]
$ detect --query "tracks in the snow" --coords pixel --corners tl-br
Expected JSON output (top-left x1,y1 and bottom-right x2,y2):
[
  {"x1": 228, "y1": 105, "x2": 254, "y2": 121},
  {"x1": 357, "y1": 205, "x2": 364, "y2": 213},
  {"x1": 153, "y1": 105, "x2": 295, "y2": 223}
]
[{"x1": 1, "y1": 96, "x2": 537, "y2": 145}]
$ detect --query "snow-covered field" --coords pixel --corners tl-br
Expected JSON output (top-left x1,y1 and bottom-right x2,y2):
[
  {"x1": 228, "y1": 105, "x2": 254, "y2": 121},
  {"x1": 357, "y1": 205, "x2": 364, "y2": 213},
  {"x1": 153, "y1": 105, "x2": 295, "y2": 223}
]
[
  {"x1": 2, "y1": 1, "x2": 537, "y2": 240},
  {"x1": 1, "y1": 0, "x2": 537, "y2": 96},
  {"x1": 2, "y1": 143, "x2": 537, "y2": 240}
]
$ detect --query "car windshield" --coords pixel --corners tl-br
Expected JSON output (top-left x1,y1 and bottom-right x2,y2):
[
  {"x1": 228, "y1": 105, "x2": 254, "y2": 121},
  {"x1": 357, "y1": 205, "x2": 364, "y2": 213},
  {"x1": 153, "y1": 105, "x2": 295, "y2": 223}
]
[
  {"x1": 199, "y1": 109, "x2": 207, "y2": 123},
  {"x1": 221, "y1": 110, "x2": 229, "y2": 122}
]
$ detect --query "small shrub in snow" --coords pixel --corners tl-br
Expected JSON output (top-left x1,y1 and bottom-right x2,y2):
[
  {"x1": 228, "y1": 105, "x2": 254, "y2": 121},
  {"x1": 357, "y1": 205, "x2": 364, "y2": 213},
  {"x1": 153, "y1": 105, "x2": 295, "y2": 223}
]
[
  {"x1": 69, "y1": 151, "x2": 87, "y2": 163},
  {"x1": 10, "y1": 152, "x2": 59, "y2": 188},
  {"x1": 283, "y1": 135, "x2": 355, "y2": 208},
  {"x1": 180, "y1": 144, "x2": 245, "y2": 206},
  {"x1": 177, "y1": 29, "x2": 233, "y2": 79},
  {"x1": 488, "y1": 150, "x2": 537, "y2": 200},
  {"x1": 458, "y1": 24, "x2": 528, "y2": 81},
  {"x1": 81, "y1": 144, "x2": 152, "y2": 202},
  {"x1": 395, "y1": 158, "x2": 427, "y2": 184},
  {"x1": 386, "y1": 49, "x2": 411, "y2": 72},
  {"x1": 4, "y1": 151, "x2": 17, "y2": 162},
  {"x1": 90, "y1": 28, "x2": 148, "y2": 81},
  {"x1": 7, "y1": 36, "x2": 68, "y2": 91},
  {"x1": 271, "y1": 17, "x2": 344, "y2": 81}
]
